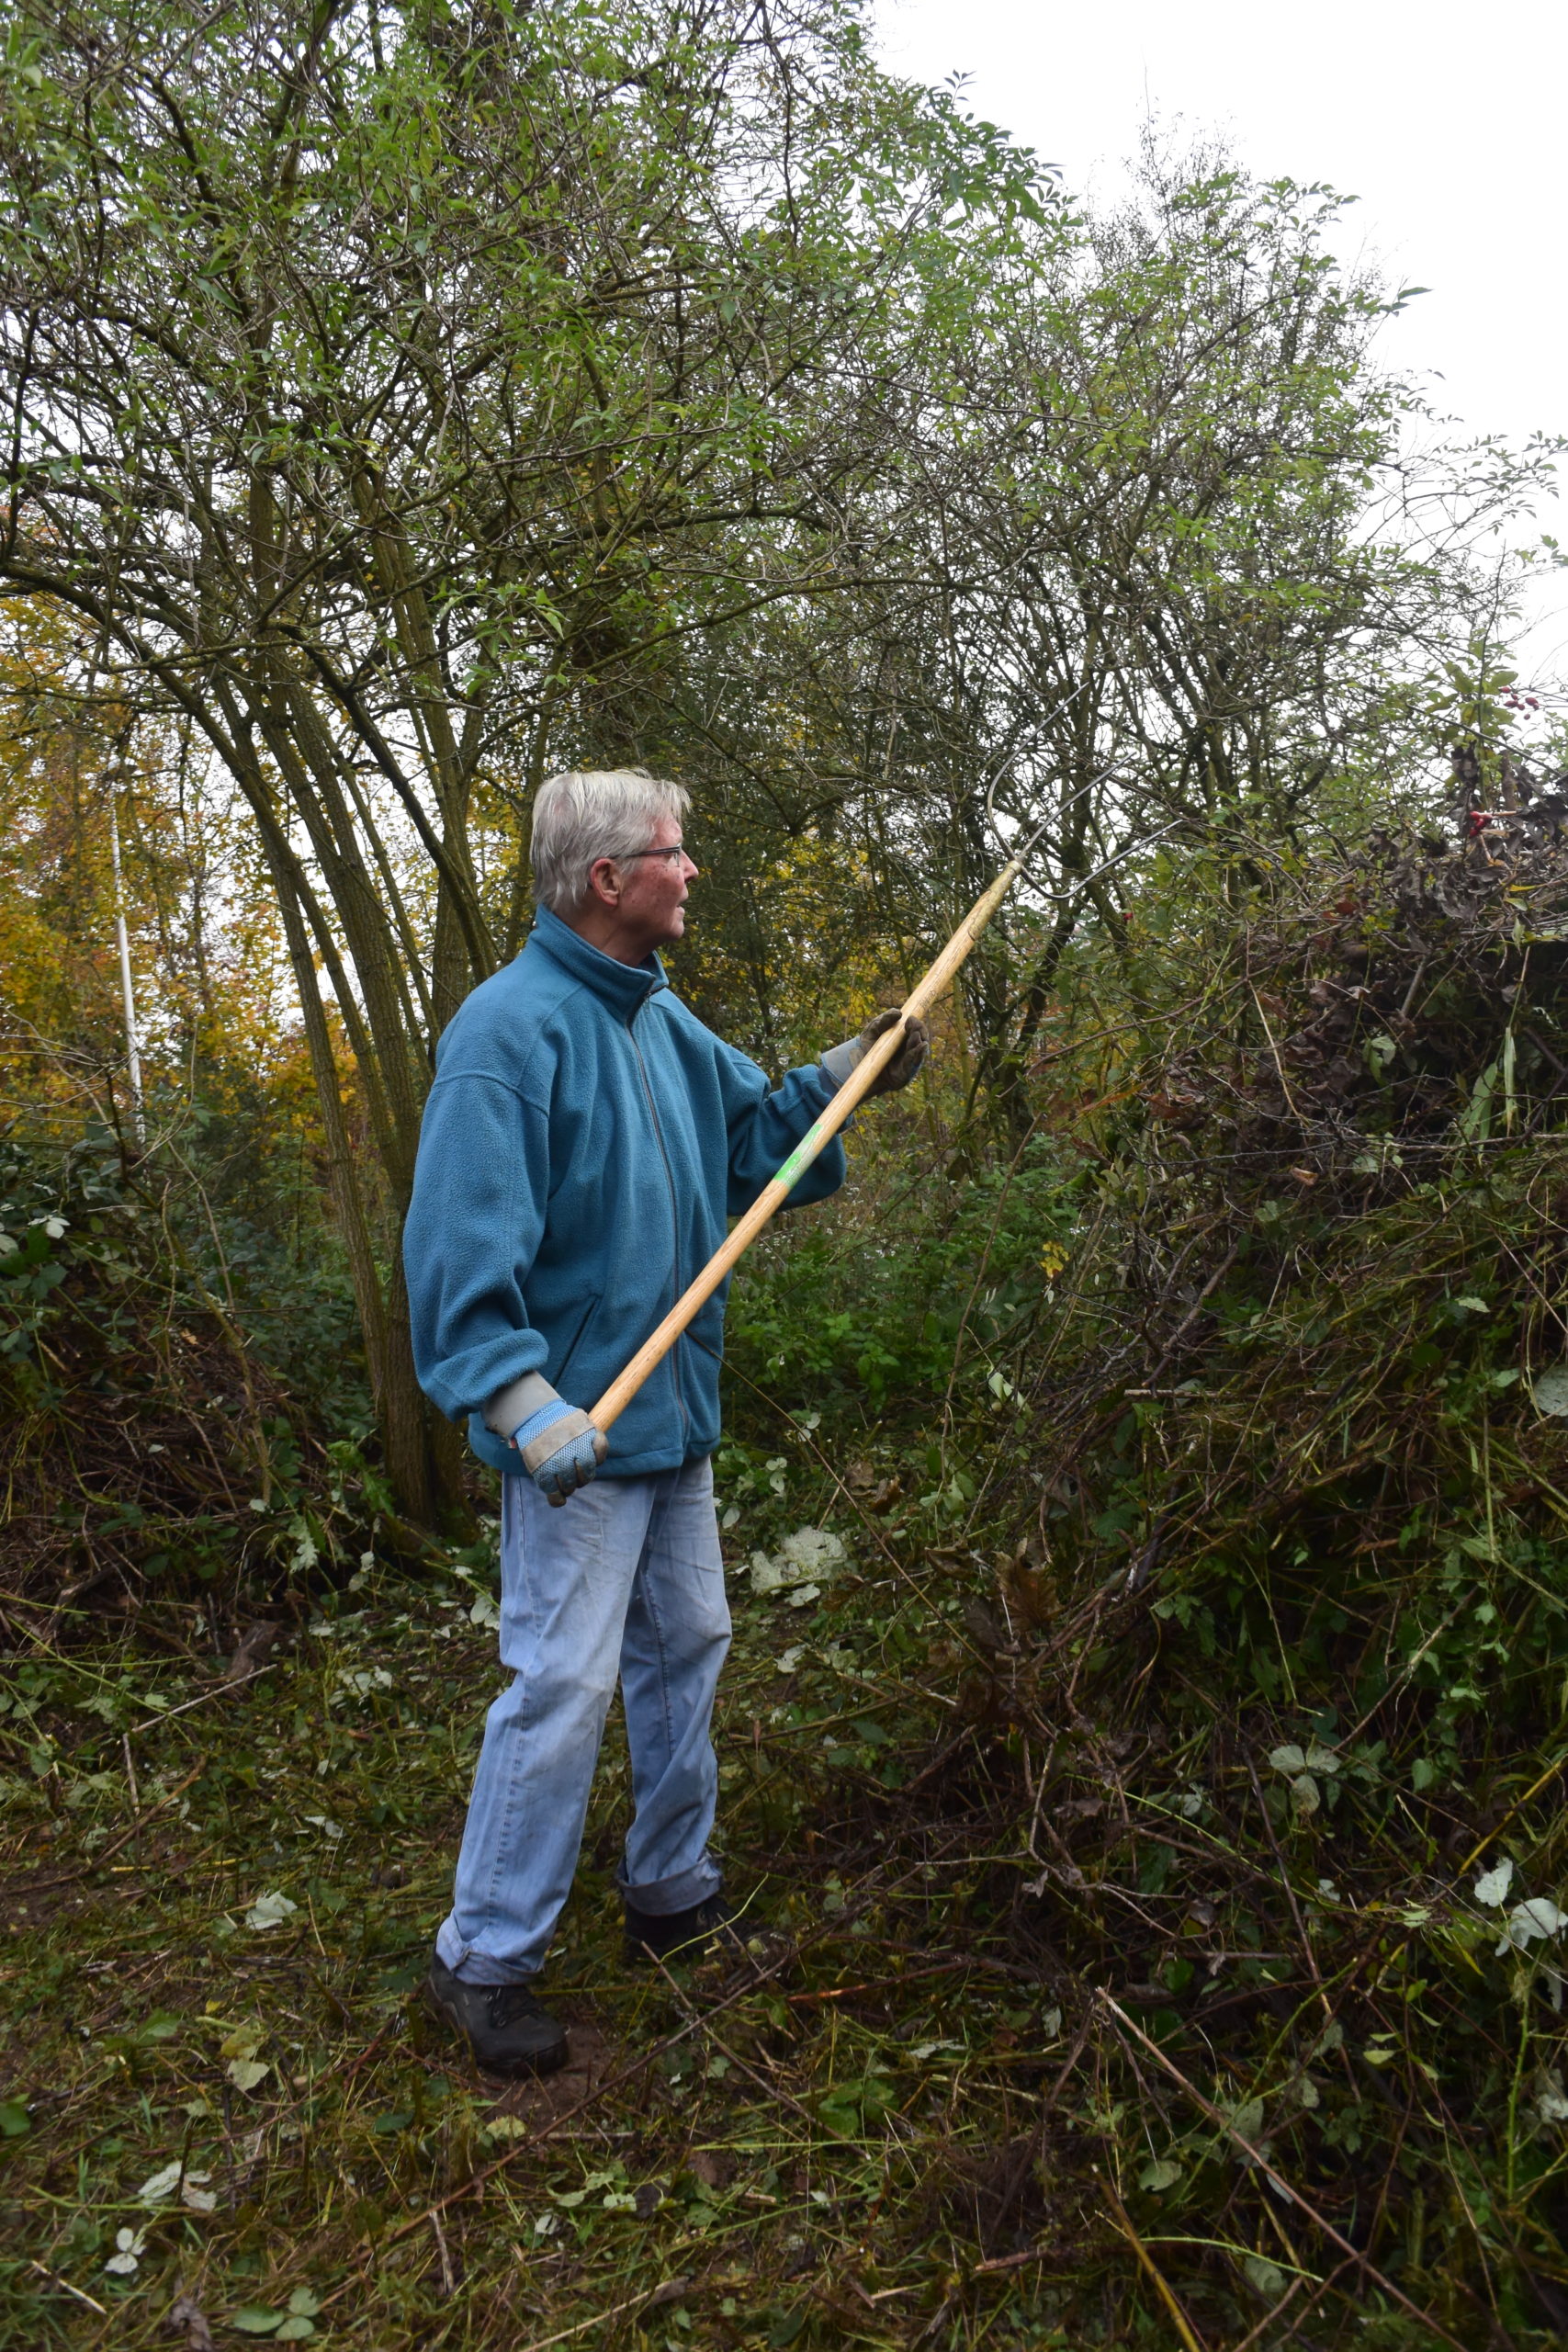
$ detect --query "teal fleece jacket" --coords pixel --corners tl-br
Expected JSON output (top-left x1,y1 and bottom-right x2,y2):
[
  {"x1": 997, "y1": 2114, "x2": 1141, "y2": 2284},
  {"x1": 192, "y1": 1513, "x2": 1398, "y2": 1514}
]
[{"x1": 403, "y1": 906, "x2": 846, "y2": 1477}]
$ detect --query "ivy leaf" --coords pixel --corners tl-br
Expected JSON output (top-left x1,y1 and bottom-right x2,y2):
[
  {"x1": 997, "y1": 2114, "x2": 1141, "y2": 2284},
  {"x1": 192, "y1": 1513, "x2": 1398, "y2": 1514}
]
[
  {"x1": 1138, "y1": 2157, "x2": 1182, "y2": 2191},
  {"x1": 1499, "y1": 1897, "x2": 1568, "y2": 1952},
  {"x1": 1536, "y1": 2074, "x2": 1568, "y2": 2124},
  {"x1": 227, "y1": 2058, "x2": 270, "y2": 2092},
  {"x1": 1267, "y1": 1744, "x2": 1306, "y2": 1774},
  {"x1": 1474, "y1": 1860, "x2": 1514, "y2": 1907},
  {"x1": 550, "y1": 2166, "x2": 618, "y2": 2206}
]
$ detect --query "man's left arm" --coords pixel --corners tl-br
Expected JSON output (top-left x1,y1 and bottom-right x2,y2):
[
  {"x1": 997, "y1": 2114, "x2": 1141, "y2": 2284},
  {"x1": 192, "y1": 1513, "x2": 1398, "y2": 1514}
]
[
  {"x1": 722, "y1": 1055, "x2": 843, "y2": 1212},
  {"x1": 717, "y1": 1012, "x2": 927, "y2": 1214}
]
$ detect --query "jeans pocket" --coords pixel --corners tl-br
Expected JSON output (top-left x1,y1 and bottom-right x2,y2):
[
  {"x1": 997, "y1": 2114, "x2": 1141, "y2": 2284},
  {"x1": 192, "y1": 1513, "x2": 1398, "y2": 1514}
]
[
  {"x1": 665, "y1": 1465, "x2": 724, "y2": 1577},
  {"x1": 504, "y1": 1467, "x2": 606, "y2": 1600}
]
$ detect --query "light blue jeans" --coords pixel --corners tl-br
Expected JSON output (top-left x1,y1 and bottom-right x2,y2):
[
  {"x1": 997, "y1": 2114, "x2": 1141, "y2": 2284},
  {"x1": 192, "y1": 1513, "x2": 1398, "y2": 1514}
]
[{"x1": 435, "y1": 1456, "x2": 730, "y2": 1984}]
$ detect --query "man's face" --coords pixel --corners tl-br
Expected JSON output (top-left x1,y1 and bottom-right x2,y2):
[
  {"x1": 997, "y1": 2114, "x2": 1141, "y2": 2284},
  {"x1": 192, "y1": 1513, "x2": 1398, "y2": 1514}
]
[{"x1": 590, "y1": 810, "x2": 698, "y2": 957}]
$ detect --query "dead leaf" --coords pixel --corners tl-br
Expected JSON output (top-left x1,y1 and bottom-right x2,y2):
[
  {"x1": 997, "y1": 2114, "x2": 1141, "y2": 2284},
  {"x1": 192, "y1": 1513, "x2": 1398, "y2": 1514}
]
[
  {"x1": 961, "y1": 1598, "x2": 1010, "y2": 1652},
  {"x1": 166, "y1": 2290, "x2": 217, "y2": 2351},
  {"x1": 686, "y1": 2149, "x2": 732, "y2": 2190},
  {"x1": 227, "y1": 1623, "x2": 281, "y2": 1681}
]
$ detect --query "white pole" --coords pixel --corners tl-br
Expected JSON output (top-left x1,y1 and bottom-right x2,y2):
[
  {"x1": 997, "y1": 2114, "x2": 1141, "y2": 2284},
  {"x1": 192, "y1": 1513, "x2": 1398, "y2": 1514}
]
[{"x1": 108, "y1": 786, "x2": 146, "y2": 1148}]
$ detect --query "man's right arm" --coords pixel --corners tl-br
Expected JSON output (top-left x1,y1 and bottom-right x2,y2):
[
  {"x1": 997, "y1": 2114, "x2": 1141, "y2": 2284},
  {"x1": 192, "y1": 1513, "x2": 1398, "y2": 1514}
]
[
  {"x1": 402, "y1": 1070, "x2": 552, "y2": 1425},
  {"x1": 403, "y1": 1069, "x2": 608, "y2": 1498}
]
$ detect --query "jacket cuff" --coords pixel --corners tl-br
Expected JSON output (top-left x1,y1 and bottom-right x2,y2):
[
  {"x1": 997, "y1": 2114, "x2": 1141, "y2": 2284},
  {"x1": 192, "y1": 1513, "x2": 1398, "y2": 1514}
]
[
  {"x1": 481, "y1": 1369, "x2": 561, "y2": 1440},
  {"x1": 520, "y1": 1408, "x2": 608, "y2": 1476}
]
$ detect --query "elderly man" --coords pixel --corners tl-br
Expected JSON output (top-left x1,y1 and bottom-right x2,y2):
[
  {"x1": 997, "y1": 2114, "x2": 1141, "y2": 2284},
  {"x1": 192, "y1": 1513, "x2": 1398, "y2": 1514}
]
[{"x1": 404, "y1": 769, "x2": 925, "y2": 2075}]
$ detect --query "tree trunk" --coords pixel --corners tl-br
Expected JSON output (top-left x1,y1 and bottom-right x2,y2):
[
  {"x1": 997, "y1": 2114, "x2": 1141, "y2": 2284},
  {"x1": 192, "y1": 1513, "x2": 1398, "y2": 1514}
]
[{"x1": 267, "y1": 842, "x2": 467, "y2": 1531}]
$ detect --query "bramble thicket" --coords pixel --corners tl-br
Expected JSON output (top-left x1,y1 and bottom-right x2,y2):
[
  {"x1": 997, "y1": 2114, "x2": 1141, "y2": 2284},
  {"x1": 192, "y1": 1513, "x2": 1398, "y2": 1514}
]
[{"x1": 4, "y1": 3, "x2": 1568, "y2": 2346}]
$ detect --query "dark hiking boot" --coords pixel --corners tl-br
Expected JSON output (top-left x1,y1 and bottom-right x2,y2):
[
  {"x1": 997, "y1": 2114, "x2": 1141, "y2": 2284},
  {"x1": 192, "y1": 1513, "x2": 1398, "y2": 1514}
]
[
  {"x1": 623, "y1": 1893, "x2": 739, "y2": 1965},
  {"x1": 423, "y1": 1954, "x2": 570, "y2": 2077}
]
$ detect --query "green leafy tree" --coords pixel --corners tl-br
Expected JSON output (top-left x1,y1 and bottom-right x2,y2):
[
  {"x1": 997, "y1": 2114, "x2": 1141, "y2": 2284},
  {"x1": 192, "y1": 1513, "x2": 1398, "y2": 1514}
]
[
  {"x1": 668, "y1": 142, "x2": 1554, "y2": 1119},
  {"x1": 0, "y1": 0, "x2": 1047, "y2": 1515}
]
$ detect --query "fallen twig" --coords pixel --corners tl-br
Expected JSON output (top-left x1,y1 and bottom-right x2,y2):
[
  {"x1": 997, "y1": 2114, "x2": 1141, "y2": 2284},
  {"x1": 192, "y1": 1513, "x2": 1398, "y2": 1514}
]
[
  {"x1": 3, "y1": 1753, "x2": 209, "y2": 1895},
  {"x1": 1231, "y1": 2258, "x2": 1354, "y2": 2352},
  {"x1": 650, "y1": 1951, "x2": 818, "y2": 2128},
  {"x1": 513, "y1": 2274, "x2": 693, "y2": 2352},
  {"x1": 126, "y1": 1665, "x2": 272, "y2": 1736},
  {"x1": 1097, "y1": 1992, "x2": 1467, "y2": 2350},
  {"x1": 1099, "y1": 2169, "x2": 1210, "y2": 2352},
  {"x1": 28, "y1": 2261, "x2": 106, "y2": 2317}
]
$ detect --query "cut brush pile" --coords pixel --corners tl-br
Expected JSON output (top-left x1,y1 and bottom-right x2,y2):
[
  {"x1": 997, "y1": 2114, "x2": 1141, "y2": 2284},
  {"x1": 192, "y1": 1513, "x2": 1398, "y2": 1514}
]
[
  {"x1": 0, "y1": 1125, "x2": 388, "y2": 1639},
  {"x1": 900, "y1": 812, "x2": 1568, "y2": 2342}
]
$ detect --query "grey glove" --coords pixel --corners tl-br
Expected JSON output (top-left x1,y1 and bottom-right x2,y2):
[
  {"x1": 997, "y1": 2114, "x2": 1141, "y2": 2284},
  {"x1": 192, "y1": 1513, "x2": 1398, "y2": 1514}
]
[{"x1": 819, "y1": 1010, "x2": 928, "y2": 1099}]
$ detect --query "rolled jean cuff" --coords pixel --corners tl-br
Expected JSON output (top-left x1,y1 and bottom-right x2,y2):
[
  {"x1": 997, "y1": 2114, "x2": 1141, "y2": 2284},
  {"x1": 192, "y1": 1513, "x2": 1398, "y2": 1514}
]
[
  {"x1": 434, "y1": 1914, "x2": 539, "y2": 1985},
  {"x1": 615, "y1": 1854, "x2": 723, "y2": 1917}
]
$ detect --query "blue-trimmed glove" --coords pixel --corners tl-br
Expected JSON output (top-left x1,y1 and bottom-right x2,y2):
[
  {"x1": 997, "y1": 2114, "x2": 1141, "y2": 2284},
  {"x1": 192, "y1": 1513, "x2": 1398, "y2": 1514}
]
[
  {"x1": 513, "y1": 1398, "x2": 607, "y2": 1505},
  {"x1": 482, "y1": 1376, "x2": 608, "y2": 1506}
]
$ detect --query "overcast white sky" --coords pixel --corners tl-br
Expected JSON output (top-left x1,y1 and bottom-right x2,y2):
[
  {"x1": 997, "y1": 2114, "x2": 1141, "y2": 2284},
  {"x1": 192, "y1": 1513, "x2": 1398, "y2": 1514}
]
[{"x1": 876, "y1": 0, "x2": 1567, "y2": 685}]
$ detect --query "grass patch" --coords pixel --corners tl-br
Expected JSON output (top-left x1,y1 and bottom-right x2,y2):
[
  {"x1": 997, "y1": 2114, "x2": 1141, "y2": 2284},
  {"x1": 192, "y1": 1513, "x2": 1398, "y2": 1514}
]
[{"x1": 1, "y1": 1521, "x2": 1108, "y2": 2352}]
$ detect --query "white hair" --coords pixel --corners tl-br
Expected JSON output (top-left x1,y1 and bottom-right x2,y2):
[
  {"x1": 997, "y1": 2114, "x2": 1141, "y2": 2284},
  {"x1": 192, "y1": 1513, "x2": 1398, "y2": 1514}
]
[{"x1": 531, "y1": 768, "x2": 691, "y2": 914}]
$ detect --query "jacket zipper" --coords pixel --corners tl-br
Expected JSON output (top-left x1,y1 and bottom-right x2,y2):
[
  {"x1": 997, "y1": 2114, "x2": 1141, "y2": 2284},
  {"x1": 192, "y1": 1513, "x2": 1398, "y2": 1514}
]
[{"x1": 628, "y1": 1000, "x2": 688, "y2": 1438}]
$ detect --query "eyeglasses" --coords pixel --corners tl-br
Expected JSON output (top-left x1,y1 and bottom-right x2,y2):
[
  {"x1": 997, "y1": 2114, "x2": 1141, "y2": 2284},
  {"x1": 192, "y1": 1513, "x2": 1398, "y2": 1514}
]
[{"x1": 624, "y1": 843, "x2": 688, "y2": 865}]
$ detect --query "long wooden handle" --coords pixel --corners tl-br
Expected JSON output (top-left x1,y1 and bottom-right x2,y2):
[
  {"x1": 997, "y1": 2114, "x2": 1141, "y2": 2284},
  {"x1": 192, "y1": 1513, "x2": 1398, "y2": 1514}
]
[{"x1": 588, "y1": 854, "x2": 1024, "y2": 1434}]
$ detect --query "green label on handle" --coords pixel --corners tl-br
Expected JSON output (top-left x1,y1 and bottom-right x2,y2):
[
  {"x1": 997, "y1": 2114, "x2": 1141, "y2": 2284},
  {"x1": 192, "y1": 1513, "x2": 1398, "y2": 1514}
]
[{"x1": 773, "y1": 1119, "x2": 827, "y2": 1195}]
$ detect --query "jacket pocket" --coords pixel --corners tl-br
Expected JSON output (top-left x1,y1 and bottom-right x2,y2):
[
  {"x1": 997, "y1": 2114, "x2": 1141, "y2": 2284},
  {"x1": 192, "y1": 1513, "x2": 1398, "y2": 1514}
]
[{"x1": 552, "y1": 1291, "x2": 603, "y2": 1391}]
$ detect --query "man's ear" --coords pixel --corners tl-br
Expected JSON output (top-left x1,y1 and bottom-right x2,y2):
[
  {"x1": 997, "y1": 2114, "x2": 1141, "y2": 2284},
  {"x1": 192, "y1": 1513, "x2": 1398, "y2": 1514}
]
[{"x1": 586, "y1": 855, "x2": 622, "y2": 906}]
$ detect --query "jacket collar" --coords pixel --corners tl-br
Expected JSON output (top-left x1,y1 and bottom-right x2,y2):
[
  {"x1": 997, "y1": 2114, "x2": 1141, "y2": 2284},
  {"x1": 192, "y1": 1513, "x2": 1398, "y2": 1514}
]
[{"x1": 528, "y1": 904, "x2": 670, "y2": 1018}]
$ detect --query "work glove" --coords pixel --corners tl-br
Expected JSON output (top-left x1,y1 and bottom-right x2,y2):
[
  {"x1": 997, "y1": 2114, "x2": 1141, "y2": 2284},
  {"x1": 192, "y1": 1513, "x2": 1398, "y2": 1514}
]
[
  {"x1": 484, "y1": 1376, "x2": 609, "y2": 1505},
  {"x1": 818, "y1": 1009, "x2": 928, "y2": 1099},
  {"x1": 523, "y1": 1408, "x2": 608, "y2": 1505}
]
